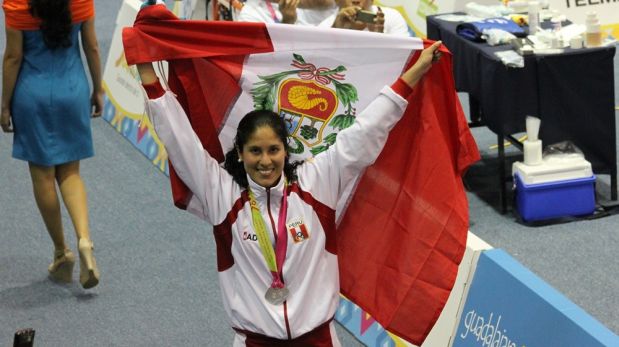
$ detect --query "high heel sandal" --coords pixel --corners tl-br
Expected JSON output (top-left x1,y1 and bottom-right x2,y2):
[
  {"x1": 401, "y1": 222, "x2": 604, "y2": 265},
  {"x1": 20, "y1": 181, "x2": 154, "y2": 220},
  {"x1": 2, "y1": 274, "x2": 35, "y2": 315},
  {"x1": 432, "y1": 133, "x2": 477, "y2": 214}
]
[
  {"x1": 78, "y1": 238, "x2": 100, "y2": 289},
  {"x1": 48, "y1": 248, "x2": 75, "y2": 283}
]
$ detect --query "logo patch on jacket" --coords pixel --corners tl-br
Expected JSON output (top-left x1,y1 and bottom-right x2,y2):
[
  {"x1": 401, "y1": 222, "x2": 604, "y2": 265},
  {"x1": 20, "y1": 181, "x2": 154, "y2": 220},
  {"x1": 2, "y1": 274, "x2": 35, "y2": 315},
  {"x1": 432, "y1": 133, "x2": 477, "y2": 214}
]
[
  {"x1": 242, "y1": 231, "x2": 258, "y2": 241},
  {"x1": 287, "y1": 217, "x2": 310, "y2": 243}
]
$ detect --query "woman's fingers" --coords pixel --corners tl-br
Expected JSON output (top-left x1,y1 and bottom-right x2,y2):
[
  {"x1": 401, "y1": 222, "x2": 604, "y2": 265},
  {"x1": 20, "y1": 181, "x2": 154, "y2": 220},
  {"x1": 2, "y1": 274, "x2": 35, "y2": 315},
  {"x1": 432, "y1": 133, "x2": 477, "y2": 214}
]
[{"x1": 1, "y1": 113, "x2": 13, "y2": 133}]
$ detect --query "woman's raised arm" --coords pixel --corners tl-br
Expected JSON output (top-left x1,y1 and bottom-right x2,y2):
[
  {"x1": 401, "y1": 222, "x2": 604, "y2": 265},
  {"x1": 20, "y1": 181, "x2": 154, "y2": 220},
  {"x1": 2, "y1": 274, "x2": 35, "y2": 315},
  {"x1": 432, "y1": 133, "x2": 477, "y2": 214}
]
[{"x1": 401, "y1": 40, "x2": 442, "y2": 89}]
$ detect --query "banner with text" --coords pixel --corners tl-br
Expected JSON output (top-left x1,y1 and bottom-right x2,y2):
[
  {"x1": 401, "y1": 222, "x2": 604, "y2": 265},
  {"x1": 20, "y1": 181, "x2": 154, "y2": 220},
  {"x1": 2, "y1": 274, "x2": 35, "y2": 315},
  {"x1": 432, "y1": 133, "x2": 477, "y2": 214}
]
[
  {"x1": 548, "y1": 0, "x2": 619, "y2": 39},
  {"x1": 453, "y1": 249, "x2": 619, "y2": 347}
]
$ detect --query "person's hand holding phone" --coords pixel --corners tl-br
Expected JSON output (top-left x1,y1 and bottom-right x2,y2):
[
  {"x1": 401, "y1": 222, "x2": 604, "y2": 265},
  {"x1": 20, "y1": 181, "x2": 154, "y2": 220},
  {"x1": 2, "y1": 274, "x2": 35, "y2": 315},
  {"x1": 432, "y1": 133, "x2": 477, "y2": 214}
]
[
  {"x1": 332, "y1": 0, "x2": 383, "y2": 32},
  {"x1": 331, "y1": 0, "x2": 361, "y2": 30},
  {"x1": 366, "y1": 7, "x2": 384, "y2": 33}
]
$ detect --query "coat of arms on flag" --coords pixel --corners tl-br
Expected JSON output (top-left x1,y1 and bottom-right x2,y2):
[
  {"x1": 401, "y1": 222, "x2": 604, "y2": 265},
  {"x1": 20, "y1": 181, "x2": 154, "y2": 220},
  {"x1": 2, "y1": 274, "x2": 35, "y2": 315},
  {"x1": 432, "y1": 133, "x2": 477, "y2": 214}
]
[{"x1": 251, "y1": 54, "x2": 358, "y2": 156}]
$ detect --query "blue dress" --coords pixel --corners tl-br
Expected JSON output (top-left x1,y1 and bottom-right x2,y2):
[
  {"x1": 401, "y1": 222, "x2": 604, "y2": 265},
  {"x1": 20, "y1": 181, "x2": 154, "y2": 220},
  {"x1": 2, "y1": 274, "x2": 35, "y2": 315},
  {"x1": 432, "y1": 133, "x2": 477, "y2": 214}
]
[{"x1": 11, "y1": 23, "x2": 93, "y2": 166}]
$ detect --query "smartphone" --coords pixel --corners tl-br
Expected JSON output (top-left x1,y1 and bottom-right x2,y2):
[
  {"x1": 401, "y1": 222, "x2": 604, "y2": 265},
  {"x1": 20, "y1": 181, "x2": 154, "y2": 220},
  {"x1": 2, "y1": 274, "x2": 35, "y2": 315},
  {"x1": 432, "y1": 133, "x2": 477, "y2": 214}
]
[
  {"x1": 13, "y1": 329, "x2": 35, "y2": 347},
  {"x1": 355, "y1": 10, "x2": 376, "y2": 23}
]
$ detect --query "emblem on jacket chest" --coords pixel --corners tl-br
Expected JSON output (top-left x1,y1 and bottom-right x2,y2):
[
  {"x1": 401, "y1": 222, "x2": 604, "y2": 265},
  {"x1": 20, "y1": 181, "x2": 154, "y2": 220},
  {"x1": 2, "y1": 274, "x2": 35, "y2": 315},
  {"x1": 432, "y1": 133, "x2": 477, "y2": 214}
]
[{"x1": 286, "y1": 217, "x2": 310, "y2": 244}]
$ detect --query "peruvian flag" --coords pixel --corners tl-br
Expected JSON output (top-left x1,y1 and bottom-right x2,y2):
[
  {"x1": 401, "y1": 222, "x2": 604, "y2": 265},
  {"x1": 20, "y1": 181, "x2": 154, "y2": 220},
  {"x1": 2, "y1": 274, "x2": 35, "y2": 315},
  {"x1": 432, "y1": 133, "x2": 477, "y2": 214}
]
[{"x1": 123, "y1": 5, "x2": 479, "y2": 345}]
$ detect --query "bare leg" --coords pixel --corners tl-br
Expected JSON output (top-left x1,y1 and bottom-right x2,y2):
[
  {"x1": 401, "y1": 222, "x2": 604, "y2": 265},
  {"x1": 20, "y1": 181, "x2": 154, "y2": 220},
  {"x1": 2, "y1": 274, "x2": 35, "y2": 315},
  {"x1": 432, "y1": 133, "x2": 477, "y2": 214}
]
[
  {"x1": 28, "y1": 163, "x2": 66, "y2": 250},
  {"x1": 55, "y1": 161, "x2": 99, "y2": 288},
  {"x1": 55, "y1": 161, "x2": 90, "y2": 241},
  {"x1": 29, "y1": 163, "x2": 75, "y2": 282}
]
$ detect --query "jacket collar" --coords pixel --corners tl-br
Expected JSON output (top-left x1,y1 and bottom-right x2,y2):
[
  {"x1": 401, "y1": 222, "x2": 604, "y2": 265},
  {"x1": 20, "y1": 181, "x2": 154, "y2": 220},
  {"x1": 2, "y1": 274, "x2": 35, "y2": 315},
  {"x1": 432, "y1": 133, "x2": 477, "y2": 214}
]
[{"x1": 247, "y1": 174, "x2": 285, "y2": 200}]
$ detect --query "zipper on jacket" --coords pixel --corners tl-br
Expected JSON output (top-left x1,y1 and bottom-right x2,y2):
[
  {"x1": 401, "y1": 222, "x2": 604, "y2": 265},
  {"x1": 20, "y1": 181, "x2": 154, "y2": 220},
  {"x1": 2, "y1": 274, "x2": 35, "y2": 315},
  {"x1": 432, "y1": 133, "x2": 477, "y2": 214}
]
[
  {"x1": 266, "y1": 187, "x2": 292, "y2": 339},
  {"x1": 266, "y1": 188, "x2": 278, "y2": 241},
  {"x1": 284, "y1": 302, "x2": 292, "y2": 340}
]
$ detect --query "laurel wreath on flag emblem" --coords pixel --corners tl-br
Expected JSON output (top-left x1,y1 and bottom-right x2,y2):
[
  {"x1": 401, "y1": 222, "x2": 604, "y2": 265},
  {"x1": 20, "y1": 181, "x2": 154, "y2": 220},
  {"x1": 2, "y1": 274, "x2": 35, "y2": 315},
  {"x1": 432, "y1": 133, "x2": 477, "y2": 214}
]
[{"x1": 250, "y1": 54, "x2": 359, "y2": 156}]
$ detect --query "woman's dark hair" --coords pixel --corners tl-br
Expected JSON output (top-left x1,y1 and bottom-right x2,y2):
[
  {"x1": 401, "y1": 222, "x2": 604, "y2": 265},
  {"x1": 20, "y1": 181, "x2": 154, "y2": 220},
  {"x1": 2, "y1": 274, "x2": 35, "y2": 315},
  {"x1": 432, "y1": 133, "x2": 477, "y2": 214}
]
[
  {"x1": 29, "y1": 0, "x2": 72, "y2": 49},
  {"x1": 224, "y1": 110, "x2": 301, "y2": 189}
]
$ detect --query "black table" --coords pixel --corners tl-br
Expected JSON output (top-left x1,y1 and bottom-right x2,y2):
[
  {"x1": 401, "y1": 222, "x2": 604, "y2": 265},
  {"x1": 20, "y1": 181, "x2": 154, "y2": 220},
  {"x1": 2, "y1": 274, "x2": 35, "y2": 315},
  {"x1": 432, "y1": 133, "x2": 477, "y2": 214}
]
[{"x1": 427, "y1": 14, "x2": 617, "y2": 212}]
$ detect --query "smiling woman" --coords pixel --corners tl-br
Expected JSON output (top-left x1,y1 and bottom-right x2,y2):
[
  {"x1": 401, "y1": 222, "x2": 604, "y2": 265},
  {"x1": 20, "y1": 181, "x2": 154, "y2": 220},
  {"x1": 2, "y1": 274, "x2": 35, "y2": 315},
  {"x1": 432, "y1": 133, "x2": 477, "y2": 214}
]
[
  {"x1": 136, "y1": 39, "x2": 443, "y2": 346},
  {"x1": 238, "y1": 128, "x2": 286, "y2": 187},
  {"x1": 224, "y1": 109, "x2": 300, "y2": 189}
]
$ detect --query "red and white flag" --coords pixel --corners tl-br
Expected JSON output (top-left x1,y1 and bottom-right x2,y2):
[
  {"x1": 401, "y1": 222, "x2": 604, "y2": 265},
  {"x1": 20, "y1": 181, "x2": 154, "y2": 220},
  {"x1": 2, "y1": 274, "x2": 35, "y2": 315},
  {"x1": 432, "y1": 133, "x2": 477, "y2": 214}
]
[{"x1": 123, "y1": 5, "x2": 479, "y2": 344}]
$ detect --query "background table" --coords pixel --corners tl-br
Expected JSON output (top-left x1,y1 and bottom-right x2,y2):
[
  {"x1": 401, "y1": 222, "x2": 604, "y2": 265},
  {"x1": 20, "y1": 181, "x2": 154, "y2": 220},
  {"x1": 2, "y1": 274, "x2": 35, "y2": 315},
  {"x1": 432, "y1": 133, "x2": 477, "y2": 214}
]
[{"x1": 427, "y1": 14, "x2": 617, "y2": 212}]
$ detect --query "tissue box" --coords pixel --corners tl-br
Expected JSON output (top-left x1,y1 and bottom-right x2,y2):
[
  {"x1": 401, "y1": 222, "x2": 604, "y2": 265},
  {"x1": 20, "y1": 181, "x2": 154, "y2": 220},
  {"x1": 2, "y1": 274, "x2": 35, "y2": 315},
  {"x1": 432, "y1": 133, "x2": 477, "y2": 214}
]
[{"x1": 514, "y1": 173, "x2": 596, "y2": 222}]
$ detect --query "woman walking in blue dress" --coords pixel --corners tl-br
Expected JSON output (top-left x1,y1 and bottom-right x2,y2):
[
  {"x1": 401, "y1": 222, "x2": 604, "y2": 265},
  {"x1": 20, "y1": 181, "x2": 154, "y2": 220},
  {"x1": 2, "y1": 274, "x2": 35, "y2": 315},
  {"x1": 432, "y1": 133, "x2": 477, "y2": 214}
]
[{"x1": 1, "y1": 0, "x2": 101, "y2": 289}]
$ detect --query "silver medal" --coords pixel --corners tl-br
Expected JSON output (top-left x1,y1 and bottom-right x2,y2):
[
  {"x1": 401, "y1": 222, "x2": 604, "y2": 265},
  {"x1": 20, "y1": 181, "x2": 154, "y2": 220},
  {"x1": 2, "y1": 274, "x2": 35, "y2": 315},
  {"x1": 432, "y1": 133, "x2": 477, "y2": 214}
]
[{"x1": 265, "y1": 286, "x2": 289, "y2": 305}]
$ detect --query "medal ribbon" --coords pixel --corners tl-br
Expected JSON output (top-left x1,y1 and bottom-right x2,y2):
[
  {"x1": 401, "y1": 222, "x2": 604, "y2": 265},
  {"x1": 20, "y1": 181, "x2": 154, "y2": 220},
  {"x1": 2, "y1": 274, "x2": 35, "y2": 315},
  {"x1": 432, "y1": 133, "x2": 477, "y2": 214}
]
[
  {"x1": 264, "y1": 0, "x2": 281, "y2": 23},
  {"x1": 248, "y1": 182, "x2": 288, "y2": 289}
]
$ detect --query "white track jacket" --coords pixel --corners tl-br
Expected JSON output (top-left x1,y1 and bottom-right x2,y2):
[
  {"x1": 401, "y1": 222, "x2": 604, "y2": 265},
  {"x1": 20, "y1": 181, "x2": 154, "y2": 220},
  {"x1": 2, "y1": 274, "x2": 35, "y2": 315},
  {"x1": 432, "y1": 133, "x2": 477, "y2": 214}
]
[{"x1": 146, "y1": 85, "x2": 408, "y2": 339}]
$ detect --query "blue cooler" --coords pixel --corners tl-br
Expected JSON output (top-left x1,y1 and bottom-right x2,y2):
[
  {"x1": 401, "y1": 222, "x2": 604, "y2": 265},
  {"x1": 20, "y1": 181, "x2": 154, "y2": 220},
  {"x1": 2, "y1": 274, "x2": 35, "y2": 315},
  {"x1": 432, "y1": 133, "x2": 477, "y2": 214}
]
[{"x1": 513, "y1": 156, "x2": 596, "y2": 222}]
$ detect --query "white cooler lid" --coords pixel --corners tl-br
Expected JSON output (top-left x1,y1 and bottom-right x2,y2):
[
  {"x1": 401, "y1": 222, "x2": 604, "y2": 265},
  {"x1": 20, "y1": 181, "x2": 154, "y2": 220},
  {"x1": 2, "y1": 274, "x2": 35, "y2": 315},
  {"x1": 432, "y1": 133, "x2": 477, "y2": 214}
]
[{"x1": 513, "y1": 154, "x2": 593, "y2": 185}]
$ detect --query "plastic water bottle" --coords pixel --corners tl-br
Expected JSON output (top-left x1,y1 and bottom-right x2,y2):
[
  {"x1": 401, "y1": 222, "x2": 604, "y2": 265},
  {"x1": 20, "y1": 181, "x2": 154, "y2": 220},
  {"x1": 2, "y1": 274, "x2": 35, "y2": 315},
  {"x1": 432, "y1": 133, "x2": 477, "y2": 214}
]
[{"x1": 585, "y1": 12, "x2": 602, "y2": 48}]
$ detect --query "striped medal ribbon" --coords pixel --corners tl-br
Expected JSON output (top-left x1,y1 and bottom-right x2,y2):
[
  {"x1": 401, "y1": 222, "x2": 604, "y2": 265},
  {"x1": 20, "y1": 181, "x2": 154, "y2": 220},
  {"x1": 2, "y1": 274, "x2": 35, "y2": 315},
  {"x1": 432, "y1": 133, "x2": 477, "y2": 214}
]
[{"x1": 248, "y1": 181, "x2": 289, "y2": 305}]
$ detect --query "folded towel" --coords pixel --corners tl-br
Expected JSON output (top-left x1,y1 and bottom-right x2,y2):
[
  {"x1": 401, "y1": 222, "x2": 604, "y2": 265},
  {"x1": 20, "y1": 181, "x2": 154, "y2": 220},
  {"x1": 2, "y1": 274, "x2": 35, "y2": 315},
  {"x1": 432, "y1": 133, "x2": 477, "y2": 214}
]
[{"x1": 457, "y1": 17, "x2": 526, "y2": 42}]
